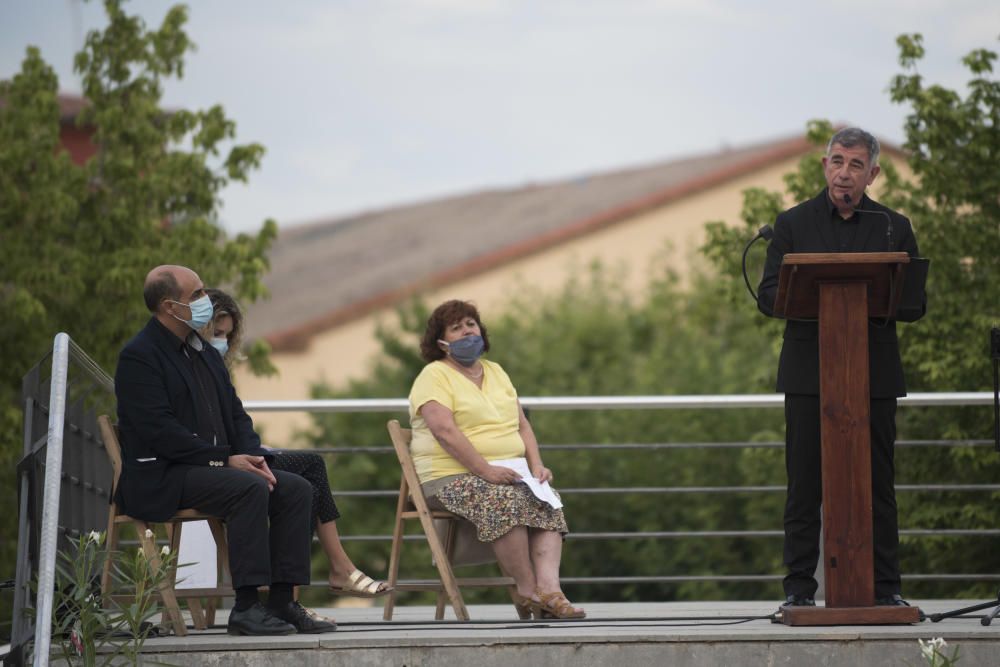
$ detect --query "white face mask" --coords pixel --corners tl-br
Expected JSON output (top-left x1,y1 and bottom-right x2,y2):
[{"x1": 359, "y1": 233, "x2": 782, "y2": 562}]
[
  {"x1": 209, "y1": 337, "x2": 229, "y2": 356},
  {"x1": 168, "y1": 294, "x2": 214, "y2": 330}
]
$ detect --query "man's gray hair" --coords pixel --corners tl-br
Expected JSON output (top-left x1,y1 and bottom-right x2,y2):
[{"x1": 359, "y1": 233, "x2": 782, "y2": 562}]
[{"x1": 827, "y1": 127, "x2": 880, "y2": 167}]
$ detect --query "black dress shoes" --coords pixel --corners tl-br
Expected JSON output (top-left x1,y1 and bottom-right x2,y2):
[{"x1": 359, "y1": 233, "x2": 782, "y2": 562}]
[
  {"x1": 875, "y1": 594, "x2": 910, "y2": 606},
  {"x1": 271, "y1": 601, "x2": 338, "y2": 633},
  {"x1": 781, "y1": 594, "x2": 816, "y2": 608},
  {"x1": 227, "y1": 602, "x2": 297, "y2": 636}
]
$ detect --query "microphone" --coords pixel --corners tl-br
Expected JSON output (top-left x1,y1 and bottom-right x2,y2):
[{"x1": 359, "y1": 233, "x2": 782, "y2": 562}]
[
  {"x1": 843, "y1": 193, "x2": 893, "y2": 251},
  {"x1": 742, "y1": 224, "x2": 774, "y2": 304},
  {"x1": 844, "y1": 193, "x2": 900, "y2": 327}
]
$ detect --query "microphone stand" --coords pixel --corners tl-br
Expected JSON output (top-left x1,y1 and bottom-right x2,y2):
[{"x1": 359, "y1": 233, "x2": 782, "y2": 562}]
[
  {"x1": 928, "y1": 595, "x2": 1000, "y2": 626},
  {"x1": 842, "y1": 193, "x2": 893, "y2": 251},
  {"x1": 741, "y1": 225, "x2": 773, "y2": 304},
  {"x1": 993, "y1": 327, "x2": 999, "y2": 452},
  {"x1": 846, "y1": 195, "x2": 897, "y2": 327},
  {"x1": 927, "y1": 328, "x2": 1000, "y2": 625}
]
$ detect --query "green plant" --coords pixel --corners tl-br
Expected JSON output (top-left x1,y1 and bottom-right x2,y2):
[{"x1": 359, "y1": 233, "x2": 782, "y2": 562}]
[
  {"x1": 44, "y1": 530, "x2": 179, "y2": 665},
  {"x1": 917, "y1": 637, "x2": 960, "y2": 666}
]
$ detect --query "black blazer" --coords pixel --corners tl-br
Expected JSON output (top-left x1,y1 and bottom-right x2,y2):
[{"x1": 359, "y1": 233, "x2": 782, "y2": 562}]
[
  {"x1": 114, "y1": 318, "x2": 269, "y2": 521},
  {"x1": 757, "y1": 189, "x2": 926, "y2": 398}
]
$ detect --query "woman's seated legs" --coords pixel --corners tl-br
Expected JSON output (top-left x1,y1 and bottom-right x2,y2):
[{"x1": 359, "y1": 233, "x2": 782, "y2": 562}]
[
  {"x1": 270, "y1": 451, "x2": 389, "y2": 595},
  {"x1": 491, "y1": 526, "x2": 584, "y2": 617},
  {"x1": 528, "y1": 528, "x2": 562, "y2": 593},
  {"x1": 490, "y1": 526, "x2": 536, "y2": 599},
  {"x1": 529, "y1": 528, "x2": 584, "y2": 617},
  {"x1": 317, "y1": 518, "x2": 387, "y2": 592}
]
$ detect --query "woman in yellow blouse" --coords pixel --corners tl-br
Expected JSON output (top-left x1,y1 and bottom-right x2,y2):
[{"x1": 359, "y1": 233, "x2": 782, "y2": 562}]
[{"x1": 409, "y1": 300, "x2": 584, "y2": 620}]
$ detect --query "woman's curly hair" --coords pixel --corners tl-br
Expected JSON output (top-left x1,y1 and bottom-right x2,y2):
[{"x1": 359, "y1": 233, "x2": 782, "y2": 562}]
[
  {"x1": 419, "y1": 300, "x2": 490, "y2": 362},
  {"x1": 203, "y1": 288, "x2": 244, "y2": 365}
]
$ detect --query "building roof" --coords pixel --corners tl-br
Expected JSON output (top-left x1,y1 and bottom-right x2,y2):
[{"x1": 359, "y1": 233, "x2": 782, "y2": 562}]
[
  {"x1": 0, "y1": 93, "x2": 88, "y2": 123},
  {"x1": 250, "y1": 134, "x2": 819, "y2": 351},
  {"x1": 56, "y1": 94, "x2": 88, "y2": 123}
]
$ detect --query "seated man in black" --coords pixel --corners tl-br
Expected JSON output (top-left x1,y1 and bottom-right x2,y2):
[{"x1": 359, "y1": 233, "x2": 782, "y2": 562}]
[{"x1": 114, "y1": 264, "x2": 335, "y2": 635}]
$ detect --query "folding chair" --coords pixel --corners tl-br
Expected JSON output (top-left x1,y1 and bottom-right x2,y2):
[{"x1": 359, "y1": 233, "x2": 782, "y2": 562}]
[
  {"x1": 382, "y1": 419, "x2": 515, "y2": 621},
  {"x1": 97, "y1": 415, "x2": 232, "y2": 636}
]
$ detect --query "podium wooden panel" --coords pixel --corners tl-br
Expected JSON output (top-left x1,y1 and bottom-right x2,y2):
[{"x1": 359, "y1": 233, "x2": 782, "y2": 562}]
[{"x1": 774, "y1": 252, "x2": 920, "y2": 625}]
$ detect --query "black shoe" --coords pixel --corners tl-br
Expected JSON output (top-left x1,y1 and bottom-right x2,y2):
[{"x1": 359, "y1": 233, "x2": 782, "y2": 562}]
[
  {"x1": 271, "y1": 601, "x2": 337, "y2": 634},
  {"x1": 227, "y1": 602, "x2": 297, "y2": 636},
  {"x1": 875, "y1": 594, "x2": 910, "y2": 607},
  {"x1": 781, "y1": 594, "x2": 816, "y2": 608}
]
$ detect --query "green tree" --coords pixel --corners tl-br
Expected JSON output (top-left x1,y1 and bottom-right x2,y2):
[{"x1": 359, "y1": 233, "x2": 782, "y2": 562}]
[
  {"x1": 1, "y1": 0, "x2": 276, "y2": 586},
  {"x1": 882, "y1": 34, "x2": 1000, "y2": 596}
]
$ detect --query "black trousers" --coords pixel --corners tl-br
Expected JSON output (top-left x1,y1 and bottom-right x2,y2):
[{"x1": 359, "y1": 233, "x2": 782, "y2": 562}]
[
  {"x1": 782, "y1": 394, "x2": 901, "y2": 599},
  {"x1": 180, "y1": 467, "x2": 313, "y2": 589}
]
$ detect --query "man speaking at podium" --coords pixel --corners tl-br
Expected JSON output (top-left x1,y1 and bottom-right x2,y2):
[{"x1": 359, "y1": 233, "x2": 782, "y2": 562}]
[{"x1": 756, "y1": 127, "x2": 926, "y2": 609}]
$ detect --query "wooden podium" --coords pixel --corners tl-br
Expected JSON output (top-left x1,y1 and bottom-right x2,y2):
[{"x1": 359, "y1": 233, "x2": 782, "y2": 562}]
[{"x1": 773, "y1": 252, "x2": 921, "y2": 625}]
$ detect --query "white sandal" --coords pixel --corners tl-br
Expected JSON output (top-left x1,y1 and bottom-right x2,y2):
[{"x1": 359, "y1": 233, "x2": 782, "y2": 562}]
[{"x1": 328, "y1": 569, "x2": 392, "y2": 598}]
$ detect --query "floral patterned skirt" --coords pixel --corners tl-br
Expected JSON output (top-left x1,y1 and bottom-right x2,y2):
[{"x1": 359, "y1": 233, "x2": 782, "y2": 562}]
[{"x1": 433, "y1": 474, "x2": 569, "y2": 543}]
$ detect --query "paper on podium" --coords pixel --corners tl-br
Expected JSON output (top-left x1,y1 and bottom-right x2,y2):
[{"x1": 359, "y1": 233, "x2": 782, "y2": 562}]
[
  {"x1": 491, "y1": 458, "x2": 563, "y2": 510},
  {"x1": 175, "y1": 520, "x2": 218, "y2": 589}
]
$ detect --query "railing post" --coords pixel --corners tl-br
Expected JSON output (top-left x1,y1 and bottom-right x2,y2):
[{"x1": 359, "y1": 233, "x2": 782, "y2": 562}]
[{"x1": 32, "y1": 333, "x2": 71, "y2": 666}]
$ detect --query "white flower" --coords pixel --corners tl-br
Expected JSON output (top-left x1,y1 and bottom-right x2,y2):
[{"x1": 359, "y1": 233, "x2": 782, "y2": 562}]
[
  {"x1": 144, "y1": 529, "x2": 154, "y2": 539},
  {"x1": 161, "y1": 545, "x2": 170, "y2": 556},
  {"x1": 88, "y1": 530, "x2": 102, "y2": 543},
  {"x1": 137, "y1": 547, "x2": 144, "y2": 558},
  {"x1": 918, "y1": 637, "x2": 947, "y2": 661}
]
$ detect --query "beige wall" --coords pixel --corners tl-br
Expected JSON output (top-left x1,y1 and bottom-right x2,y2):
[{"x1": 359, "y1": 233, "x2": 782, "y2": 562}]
[{"x1": 236, "y1": 154, "x2": 908, "y2": 444}]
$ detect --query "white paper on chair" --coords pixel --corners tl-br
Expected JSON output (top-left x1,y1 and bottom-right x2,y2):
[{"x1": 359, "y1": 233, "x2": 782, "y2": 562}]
[
  {"x1": 490, "y1": 458, "x2": 563, "y2": 510},
  {"x1": 175, "y1": 520, "x2": 218, "y2": 590}
]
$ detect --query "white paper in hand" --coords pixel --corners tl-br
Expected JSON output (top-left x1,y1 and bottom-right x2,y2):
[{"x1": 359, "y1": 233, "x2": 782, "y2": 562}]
[{"x1": 490, "y1": 458, "x2": 563, "y2": 510}]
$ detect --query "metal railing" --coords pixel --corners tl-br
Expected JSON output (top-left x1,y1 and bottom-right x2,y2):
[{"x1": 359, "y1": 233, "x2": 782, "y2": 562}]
[
  {"x1": 243, "y1": 392, "x2": 995, "y2": 412},
  {"x1": 306, "y1": 444, "x2": 1000, "y2": 585},
  {"x1": 12, "y1": 332, "x2": 997, "y2": 662},
  {"x1": 240, "y1": 394, "x2": 1000, "y2": 588},
  {"x1": 13, "y1": 334, "x2": 115, "y2": 667}
]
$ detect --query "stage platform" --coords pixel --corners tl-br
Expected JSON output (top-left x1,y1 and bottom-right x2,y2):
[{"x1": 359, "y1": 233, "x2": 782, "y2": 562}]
[{"x1": 121, "y1": 600, "x2": 1000, "y2": 666}]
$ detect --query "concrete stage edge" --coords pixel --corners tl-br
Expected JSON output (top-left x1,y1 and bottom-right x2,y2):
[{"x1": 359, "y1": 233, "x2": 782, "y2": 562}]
[{"x1": 125, "y1": 601, "x2": 998, "y2": 667}]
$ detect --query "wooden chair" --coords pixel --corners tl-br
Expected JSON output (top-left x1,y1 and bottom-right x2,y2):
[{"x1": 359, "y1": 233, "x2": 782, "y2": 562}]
[
  {"x1": 97, "y1": 415, "x2": 233, "y2": 636},
  {"x1": 382, "y1": 419, "x2": 515, "y2": 621}
]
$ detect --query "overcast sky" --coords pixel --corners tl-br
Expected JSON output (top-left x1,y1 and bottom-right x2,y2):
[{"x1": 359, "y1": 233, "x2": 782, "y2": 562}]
[{"x1": 1, "y1": 1, "x2": 997, "y2": 234}]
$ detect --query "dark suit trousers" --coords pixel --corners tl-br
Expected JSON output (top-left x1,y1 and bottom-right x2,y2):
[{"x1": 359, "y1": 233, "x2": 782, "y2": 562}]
[
  {"x1": 782, "y1": 395, "x2": 901, "y2": 599},
  {"x1": 180, "y1": 467, "x2": 313, "y2": 589}
]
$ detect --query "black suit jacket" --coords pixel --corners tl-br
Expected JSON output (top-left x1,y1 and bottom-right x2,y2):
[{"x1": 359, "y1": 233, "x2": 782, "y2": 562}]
[
  {"x1": 114, "y1": 317, "x2": 269, "y2": 521},
  {"x1": 757, "y1": 189, "x2": 926, "y2": 398}
]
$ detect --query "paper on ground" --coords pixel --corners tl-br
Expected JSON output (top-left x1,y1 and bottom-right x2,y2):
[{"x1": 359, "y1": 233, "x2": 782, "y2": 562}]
[{"x1": 490, "y1": 458, "x2": 563, "y2": 510}]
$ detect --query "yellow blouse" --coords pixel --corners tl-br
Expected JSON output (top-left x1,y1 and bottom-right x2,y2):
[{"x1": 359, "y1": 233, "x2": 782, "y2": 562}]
[{"x1": 408, "y1": 359, "x2": 526, "y2": 484}]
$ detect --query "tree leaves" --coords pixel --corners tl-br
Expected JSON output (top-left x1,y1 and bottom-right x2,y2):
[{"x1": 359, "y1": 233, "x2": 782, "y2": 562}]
[{"x1": 0, "y1": 0, "x2": 275, "y2": 580}]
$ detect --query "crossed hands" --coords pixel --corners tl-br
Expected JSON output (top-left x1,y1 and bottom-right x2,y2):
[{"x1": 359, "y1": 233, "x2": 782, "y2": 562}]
[{"x1": 228, "y1": 454, "x2": 277, "y2": 491}]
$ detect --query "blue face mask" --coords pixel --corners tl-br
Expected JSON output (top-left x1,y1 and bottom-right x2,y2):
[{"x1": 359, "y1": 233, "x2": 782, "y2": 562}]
[
  {"x1": 209, "y1": 337, "x2": 229, "y2": 356},
  {"x1": 440, "y1": 335, "x2": 484, "y2": 367},
  {"x1": 169, "y1": 294, "x2": 214, "y2": 330}
]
